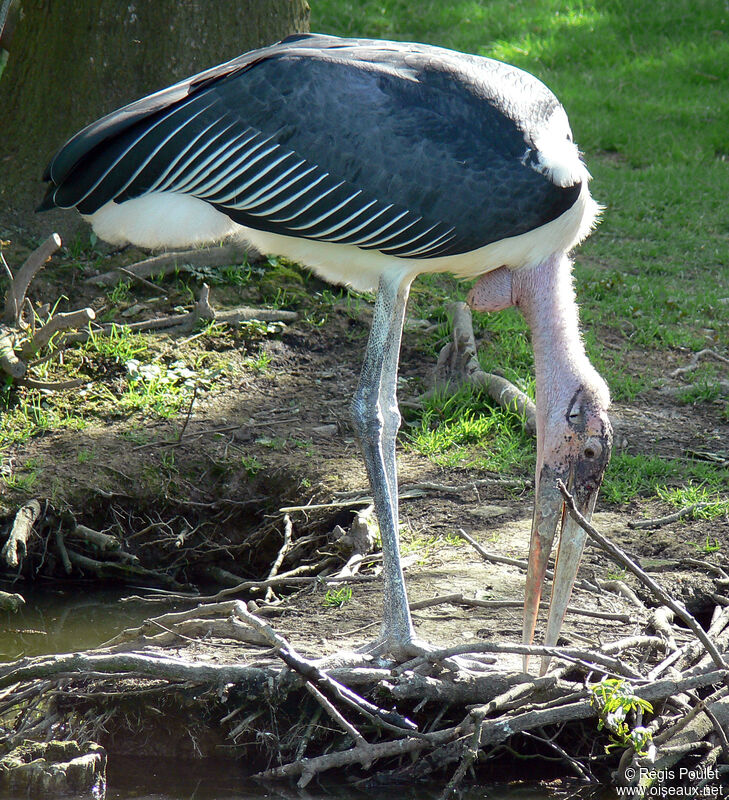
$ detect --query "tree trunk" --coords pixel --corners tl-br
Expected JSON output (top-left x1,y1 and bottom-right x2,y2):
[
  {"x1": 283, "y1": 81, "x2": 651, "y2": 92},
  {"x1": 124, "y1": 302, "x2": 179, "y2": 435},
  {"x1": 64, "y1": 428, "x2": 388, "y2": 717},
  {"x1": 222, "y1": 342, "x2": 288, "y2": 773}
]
[{"x1": 0, "y1": 0, "x2": 310, "y2": 243}]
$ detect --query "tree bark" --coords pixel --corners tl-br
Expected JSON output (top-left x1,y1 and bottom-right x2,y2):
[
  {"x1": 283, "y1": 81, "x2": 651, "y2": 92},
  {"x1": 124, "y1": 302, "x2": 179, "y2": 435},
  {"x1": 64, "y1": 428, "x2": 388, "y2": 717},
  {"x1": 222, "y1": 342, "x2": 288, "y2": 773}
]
[{"x1": 0, "y1": 0, "x2": 310, "y2": 242}]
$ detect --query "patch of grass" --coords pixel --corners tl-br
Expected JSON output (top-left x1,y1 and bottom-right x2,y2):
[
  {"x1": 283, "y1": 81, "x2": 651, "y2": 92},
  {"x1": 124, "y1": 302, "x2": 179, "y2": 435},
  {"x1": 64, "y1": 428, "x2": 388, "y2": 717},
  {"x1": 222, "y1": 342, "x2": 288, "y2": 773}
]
[
  {"x1": 602, "y1": 454, "x2": 729, "y2": 505},
  {"x1": 243, "y1": 349, "x2": 272, "y2": 373},
  {"x1": 404, "y1": 384, "x2": 533, "y2": 475},
  {"x1": 82, "y1": 325, "x2": 149, "y2": 364},
  {"x1": 656, "y1": 484, "x2": 729, "y2": 520}
]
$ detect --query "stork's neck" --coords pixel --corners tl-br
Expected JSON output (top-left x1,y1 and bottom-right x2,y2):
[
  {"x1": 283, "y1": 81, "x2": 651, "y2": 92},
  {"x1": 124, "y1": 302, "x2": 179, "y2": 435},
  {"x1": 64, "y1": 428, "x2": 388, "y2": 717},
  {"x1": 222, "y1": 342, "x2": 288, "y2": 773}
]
[{"x1": 512, "y1": 253, "x2": 606, "y2": 453}]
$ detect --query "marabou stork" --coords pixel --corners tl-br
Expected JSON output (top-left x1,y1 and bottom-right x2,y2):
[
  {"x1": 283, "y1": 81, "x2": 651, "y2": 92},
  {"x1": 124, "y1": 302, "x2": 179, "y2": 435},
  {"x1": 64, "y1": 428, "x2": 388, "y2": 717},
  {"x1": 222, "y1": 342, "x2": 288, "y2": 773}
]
[{"x1": 39, "y1": 34, "x2": 612, "y2": 672}]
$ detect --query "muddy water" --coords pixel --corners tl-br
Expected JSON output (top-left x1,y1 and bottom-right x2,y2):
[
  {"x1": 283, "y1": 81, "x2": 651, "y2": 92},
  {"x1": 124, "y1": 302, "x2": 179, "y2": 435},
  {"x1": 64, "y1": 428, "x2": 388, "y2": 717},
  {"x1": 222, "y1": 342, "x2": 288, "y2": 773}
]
[
  {"x1": 0, "y1": 586, "x2": 171, "y2": 661},
  {"x1": 107, "y1": 756, "x2": 576, "y2": 800}
]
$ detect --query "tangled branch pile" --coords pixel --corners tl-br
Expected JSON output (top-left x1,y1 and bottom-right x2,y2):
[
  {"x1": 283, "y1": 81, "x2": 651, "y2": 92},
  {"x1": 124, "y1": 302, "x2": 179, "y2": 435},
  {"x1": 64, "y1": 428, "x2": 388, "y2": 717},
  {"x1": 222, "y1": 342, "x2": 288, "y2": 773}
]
[{"x1": 1, "y1": 506, "x2": 728, "y2": 795}]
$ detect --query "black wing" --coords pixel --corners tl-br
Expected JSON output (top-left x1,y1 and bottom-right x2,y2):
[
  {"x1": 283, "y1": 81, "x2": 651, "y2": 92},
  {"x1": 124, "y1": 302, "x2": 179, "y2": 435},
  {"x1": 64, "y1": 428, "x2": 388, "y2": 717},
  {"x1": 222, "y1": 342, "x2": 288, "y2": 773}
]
[{"x1": 39, "y1": 33, "x2": 581, "y2": 259}]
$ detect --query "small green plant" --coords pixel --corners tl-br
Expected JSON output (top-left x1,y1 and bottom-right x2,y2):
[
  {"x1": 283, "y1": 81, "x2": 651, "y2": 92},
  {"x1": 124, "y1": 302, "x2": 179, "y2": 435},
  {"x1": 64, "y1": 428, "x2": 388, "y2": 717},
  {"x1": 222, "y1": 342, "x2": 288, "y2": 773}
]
[
  {"x1": 77, "y1": 449, "x2": 94, "y2": 464},
  {"x1": 244, "y1": 350, "x2": 272, "y2": 373},
  {"x1": 689, "y1": 534, "x2": 722, "y2": 555},
  {"x1": 106, "y1": 279, "x2": 133, "y2": 307},
  {"x1": 241, "y1": 455, "x2": 262, "y2": 477},
  {"x1": 590, "y1": 678, "x2": 654, "y2": 757},
  {"x1": 324, "y1": 586, "x2": 353, "y2": 608}
]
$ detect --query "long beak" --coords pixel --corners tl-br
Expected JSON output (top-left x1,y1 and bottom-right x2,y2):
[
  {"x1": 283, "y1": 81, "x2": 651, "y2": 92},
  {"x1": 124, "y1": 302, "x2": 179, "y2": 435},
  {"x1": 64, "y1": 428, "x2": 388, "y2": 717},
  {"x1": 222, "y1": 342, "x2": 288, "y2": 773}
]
[{"x1": 523, "y1": 468, "x2": 599, "y2": 675}]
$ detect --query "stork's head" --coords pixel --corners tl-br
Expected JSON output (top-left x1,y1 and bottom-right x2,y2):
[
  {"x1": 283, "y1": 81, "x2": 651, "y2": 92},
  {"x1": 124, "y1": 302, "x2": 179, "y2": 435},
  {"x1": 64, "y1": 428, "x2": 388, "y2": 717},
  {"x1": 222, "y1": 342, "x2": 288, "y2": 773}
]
[{"x1": 468, "y1": 256, "x2": 612, "y2": 673}]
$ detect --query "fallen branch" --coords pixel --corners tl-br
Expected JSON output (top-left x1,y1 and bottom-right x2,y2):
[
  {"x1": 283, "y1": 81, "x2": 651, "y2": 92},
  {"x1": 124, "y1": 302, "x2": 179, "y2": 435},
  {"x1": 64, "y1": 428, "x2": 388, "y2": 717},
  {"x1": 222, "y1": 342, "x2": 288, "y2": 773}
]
[
  {"x1": 3, "y1": 234, "x2": 62, "y2": 325},
  {"x1": 20, "y1": 307, "x2": 96, "y2": 358},
  {"x1": 629, "y1": 503, "x2": 719, "y2": 529},
  {"x1": 670, "y1": 348, "x2": 729, "y2": 378},
  {"x1": 84, "y1": 241, "x2": 255, "y2": 286}
]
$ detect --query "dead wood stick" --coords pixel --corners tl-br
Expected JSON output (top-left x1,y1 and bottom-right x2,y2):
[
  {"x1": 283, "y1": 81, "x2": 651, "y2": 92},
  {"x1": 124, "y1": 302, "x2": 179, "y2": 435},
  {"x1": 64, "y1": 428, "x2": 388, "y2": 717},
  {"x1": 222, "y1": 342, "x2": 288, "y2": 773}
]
[
  {"x1": 65, "y1": 549, "x2": 184, "y2": 589},
  {"x1": 0, "y1": 325, "x2": 25, "y2": 377},
  {"x1": 2, "y1": 500, "x2": 41, "y2": 568},
  {"x1": 0, "y1": 650, "x2": 274, "y2": 691},
  {"x1": 598, "y1": 579, "x2": 647, "y2": 611},
  {"x1": 410, "y1": 592, "x2": 632, "y2": 623},
  {"x1": 629, "y1": 503, "x2": 718, "y2": 529},
  {"x1": 395, "y1": 640, "x2": 642, "y2": 679},
  {"x1": 670, "y1": 348, "x2": 729, "y2": 378},
  {"x1": 456, "y1": 527, "x2": 599, "y2": 595},
  {"x1": 279, "y1": 490, "x2": 426, "y2": 513},
  {"x1": 332, "y1": 475, "x2": 527, "y2": 499},
  {"x1": 69, "y1": 525, "x2": 121, "y2": 552},
  {"x1": 430, "y1": 301, "x2": 537, "y2": 434},
  {"x1": 650, "y1": 606, "x2": 678, "y2": 651},
  {"x1": 65, "y1": 304, "x2": 297, "y2": 341},
  {"x1": 254, "y1": 735, "x2": 440, "y2": 786},
  {"x1": 20, "y1": 307, "x2": 96, "y2": 357},
  {"x1": 84, "y1": 242, "x2": 253, "y2": 286},
  {"x1": 54, "y1": 530, "x2": 72, "y2": 575},
  {"x1": 3, "y1": 234, "x2": 62, "y2": 325},
  {"x1": 265, "y1": 514, "x2": 293, "y2": 602},
  {"x1": 558, "y1": 481, "x2": 728, "y2": 672},
  {"x1": 16, "y1": 377, "x2": 86, "y2": 390},
  {"x1": 305, "y1": 682, "x2": 367, "y2": 748}
]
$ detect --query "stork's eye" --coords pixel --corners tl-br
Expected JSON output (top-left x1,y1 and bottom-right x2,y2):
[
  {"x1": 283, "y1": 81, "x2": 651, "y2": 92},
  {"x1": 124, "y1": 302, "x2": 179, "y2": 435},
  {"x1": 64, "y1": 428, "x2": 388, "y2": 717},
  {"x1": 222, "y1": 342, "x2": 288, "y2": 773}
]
[{"x1": 583, "y1": 438, "x2": 603, "y2": 460}]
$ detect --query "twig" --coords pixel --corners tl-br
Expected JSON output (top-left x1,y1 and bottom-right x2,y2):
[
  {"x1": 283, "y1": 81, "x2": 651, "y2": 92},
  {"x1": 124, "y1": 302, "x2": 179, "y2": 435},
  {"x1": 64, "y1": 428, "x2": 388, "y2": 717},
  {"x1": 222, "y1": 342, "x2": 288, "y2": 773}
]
[
  {"x1": 331, "y1": 475, "x2": 527, "y2": 499},
  {"x1": 394, "y1": 641, "x2": 643, "y2": 679},
  {"x1": 177, "y1": 384, "x2": 197, "y2": 442},
  {"x1": 670, "y1": 348, "x2": 729, "y2": 378},
  {"x1": 558, "y1": 480, "x2": 728, "y2": 671},
  {"x1": 265, "y1": 514, "x2": 293, "y2": 602},
  {"x1": 410, "y1": 592, "x2": 632, "y2": 623},
  {"x1": 305, "y1": 682, "x2": 367, "y2": 748},
  {"x1": 279, "y1": 490, "x2": 425, "y2": 513},
  {"x1": 20, "y1": 307, "x2": 96, "y2": 357},
  {"x1": 629, "y1": 503, "x2": 717, "y2": 529}
]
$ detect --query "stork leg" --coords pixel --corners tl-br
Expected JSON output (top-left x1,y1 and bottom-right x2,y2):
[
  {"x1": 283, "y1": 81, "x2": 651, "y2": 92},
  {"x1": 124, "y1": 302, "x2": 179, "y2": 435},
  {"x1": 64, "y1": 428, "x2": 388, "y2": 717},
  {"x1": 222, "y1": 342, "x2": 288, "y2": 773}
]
[{"x1": 351, "y1": 269, "x2": 415, "y2": 656}]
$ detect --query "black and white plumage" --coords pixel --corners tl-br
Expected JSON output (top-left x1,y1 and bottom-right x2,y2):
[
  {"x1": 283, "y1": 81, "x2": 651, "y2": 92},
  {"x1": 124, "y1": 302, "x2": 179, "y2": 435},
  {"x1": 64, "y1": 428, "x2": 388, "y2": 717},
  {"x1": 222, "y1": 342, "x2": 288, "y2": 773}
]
[
  {"x1": 41, "y1": 33, "x2": 611, "y2": 668},
  {"x1": 40, "y1": 34, "x2": 595, "y2": 292}
]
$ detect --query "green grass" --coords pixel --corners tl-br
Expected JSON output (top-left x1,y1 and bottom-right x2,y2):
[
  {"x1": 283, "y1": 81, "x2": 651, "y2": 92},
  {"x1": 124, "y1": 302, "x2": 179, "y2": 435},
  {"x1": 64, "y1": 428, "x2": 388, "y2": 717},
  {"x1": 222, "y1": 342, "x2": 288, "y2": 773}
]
[
  {"x1": 602, "y1": 454, "x2": 729, "y2": 505},
  {"x1": 404, "y1": 384, "x2": 533, "y2": 474}
]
